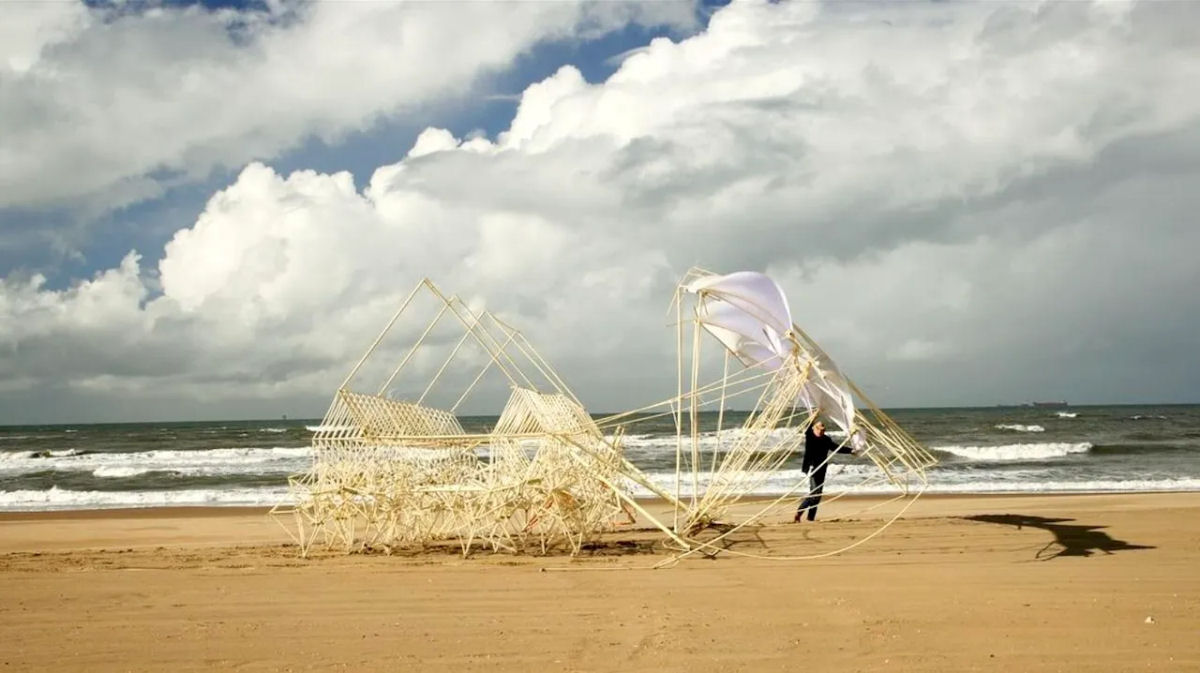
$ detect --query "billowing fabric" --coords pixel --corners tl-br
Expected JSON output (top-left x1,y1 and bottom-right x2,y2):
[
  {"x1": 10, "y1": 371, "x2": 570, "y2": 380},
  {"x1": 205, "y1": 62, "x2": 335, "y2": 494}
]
[
  {"x1": 797, "y1": 368, "x2": 858, "y2": 443},
  {"x1": 686, "y1": 271, "x2": 792, "y2": 370},
  {"x1": 686, "y1": 271, "x2": 860, "y2": 443},
  {"x1": 694, "y1": 300, "x2": 786, "y2": 371},
  {"x1": 686, "y1": 271, "x2": 793, "y2": 339},
  {"x1": 796, "y1": 339, "x2": 857, "y2": 441}
]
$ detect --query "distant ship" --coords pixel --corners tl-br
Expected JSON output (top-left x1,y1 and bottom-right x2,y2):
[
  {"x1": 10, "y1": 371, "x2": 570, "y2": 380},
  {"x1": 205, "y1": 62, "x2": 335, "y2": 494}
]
[{"x1": 1031, "y1": 400, "x2": 1069, "y2": 408}]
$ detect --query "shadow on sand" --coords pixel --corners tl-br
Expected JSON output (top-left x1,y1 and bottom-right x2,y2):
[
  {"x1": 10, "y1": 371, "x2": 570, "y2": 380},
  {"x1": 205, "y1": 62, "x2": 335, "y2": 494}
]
[{"x1": 963, "y1": 514, "x2": 1155, "y2": 560}]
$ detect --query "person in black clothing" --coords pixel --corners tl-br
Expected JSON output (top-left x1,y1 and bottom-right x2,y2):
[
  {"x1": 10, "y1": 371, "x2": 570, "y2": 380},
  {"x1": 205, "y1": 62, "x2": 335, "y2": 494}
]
[{"x1": 794, "y1": 420, "x2": 855, "y2": 522}]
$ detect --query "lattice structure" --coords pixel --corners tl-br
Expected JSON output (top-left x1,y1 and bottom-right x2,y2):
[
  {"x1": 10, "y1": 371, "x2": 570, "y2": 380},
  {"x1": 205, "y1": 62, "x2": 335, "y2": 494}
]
[
  {"x1": 275, "y1": 272, "x2": 937, "y2": 564},
  {"x1": 595, "y1": 268, "x2": 939, "y2": 562},
  {"x1": 467, "y1": 388, "x2": 630, "y2": 554},
  {"x1": 271, "y1": 280, "x2": 644, "y2": 557}
]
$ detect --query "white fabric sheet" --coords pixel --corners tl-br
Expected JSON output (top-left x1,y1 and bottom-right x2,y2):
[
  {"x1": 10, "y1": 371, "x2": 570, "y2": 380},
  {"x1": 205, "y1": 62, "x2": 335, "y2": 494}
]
[
  {"x1": 686, "y1": 271, "x2": 860, "y2": 441},
  {"x1": 686, "y1": 271, "x2": 793, "y2": 339}
]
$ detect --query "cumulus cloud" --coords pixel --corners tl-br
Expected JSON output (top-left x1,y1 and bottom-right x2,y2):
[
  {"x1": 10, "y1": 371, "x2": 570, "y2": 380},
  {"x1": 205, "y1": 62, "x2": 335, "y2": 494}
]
[
  {"x1": 0, "y1": 0, "x2": 695, "y2": 214},
  {"x1": 3, "y1": 0, "x2": 1200, "y2": 422}
]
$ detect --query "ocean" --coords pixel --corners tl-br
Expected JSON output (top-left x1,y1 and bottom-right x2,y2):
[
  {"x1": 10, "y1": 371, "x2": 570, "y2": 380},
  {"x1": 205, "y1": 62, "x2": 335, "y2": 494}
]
[{"x1": 2, "y1": 405, "x2": 1198, "y2": 511}]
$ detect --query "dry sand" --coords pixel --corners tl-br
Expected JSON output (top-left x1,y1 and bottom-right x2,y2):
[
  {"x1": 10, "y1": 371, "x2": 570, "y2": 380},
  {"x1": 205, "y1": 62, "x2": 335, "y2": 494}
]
[{"x1": 1, "y1": 493, "x2": 1197, "y2": 672}]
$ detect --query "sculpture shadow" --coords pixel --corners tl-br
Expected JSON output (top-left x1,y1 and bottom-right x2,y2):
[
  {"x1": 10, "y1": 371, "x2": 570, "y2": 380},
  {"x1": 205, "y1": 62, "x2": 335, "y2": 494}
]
[{"x1": 963, "y1": 514, "x2": 1155, "y2": 560}]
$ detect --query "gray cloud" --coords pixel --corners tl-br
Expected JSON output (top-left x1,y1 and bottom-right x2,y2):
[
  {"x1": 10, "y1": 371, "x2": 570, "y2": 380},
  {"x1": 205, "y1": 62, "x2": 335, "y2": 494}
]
[{"x1": 2, "y1": 0, "x2": 1199, "y2": 423}]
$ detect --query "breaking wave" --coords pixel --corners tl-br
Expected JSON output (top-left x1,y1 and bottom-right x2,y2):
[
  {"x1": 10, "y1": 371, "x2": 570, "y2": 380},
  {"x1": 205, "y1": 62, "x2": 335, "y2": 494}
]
[
  {"x1": 995, "y1": 424, "x2": 1045, "y2": 433},
  {"x1": 0, "y1": 486, "x2": 290, "y2": 510},
  {"x1": 92, "y1": 466, "x2": 154, "y2": 478},
  {"x1": 931, "y1": 442, "x2": 1093, "y2": 462},
  {"x1": 0, "y1": 446, "x2": 311, "y2": 476},
  {"x1": 0, "y1": 449, "x2": 84, "y2": 462}
]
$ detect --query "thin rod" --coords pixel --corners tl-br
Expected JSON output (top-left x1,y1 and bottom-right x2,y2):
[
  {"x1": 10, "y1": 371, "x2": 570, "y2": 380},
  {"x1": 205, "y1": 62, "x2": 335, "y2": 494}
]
[
  {"x1": 673, "y1": 285, "x2": 685, "y2": 533},
  {"x1": 689, "y1": 313, "x2": 702, "y2": 510},
  {"x1": 417, "y1": 305, "x2": 482, "y2": 405},
  {"x1": 342, "y1": 279, "x2": 425, "y2": 390},
  {"x1": 440, "y1": 299, "x2": 531, "y2": 390},
  {"x1": 450, "y1": 327, "x2": 518, "y2": 413},
  {"x1": 713, "y1": 349, "x2": 730, "y2": 473},
  {"x1": 377, "y1": 298, "x2": 453, "y2": 395}
]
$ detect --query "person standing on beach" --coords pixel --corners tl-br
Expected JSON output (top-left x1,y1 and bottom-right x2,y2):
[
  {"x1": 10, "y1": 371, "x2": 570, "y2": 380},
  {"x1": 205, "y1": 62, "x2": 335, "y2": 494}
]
[{"x1": 794, "y1": 420, "x2": 855, "y2": 522}]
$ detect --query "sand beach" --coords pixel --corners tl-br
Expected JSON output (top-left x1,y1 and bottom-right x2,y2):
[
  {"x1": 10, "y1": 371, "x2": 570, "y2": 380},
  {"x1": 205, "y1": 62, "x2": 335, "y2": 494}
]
[{"x1": 1, "y1": 493, "x2": 1197, "y2": 672}]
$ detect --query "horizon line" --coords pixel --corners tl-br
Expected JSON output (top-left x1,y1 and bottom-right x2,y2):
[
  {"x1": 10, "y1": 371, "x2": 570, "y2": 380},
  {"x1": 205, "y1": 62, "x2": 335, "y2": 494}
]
[{"x1": 2, "y1": 401, "x2": 1199, "y2": 428}]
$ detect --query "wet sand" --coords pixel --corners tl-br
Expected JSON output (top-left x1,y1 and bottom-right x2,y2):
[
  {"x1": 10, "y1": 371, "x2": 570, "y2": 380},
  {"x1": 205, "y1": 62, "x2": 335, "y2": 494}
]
[{"x1": 1, "y1": 493, "x2": 1197, "y2": 672}]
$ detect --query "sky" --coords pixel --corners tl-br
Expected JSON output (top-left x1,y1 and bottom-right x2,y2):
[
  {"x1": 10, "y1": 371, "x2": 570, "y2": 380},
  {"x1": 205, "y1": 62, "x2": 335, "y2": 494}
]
[{"x1": 2, "y1": 0, "x2": 1199, "y2": 424}]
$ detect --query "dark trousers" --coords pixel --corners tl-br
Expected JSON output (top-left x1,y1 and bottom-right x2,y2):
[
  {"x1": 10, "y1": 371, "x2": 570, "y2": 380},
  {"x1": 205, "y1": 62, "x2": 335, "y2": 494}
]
[{"x1": 796, "y1": 467, "x2": 827, "y2": 521}]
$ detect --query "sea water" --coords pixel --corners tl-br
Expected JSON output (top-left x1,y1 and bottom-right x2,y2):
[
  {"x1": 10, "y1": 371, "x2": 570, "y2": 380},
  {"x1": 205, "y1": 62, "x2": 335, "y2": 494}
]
[{"x1": 2, "y1": 405, "x2": 1198, "y2": 510}]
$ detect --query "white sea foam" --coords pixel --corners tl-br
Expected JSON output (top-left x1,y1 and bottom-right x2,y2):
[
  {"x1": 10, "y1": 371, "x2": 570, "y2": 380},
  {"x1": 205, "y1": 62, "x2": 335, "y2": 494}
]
[
  {"x1": 92, "y1": 466, "x2": 152, "y2": 478},
  {"x1": 0, "y1": 486, "x2": 290, "y2": 511},
  {"x1": 0, "y1": 448, "x2": 82, "y2": 458},
  {"x1": 1056, "y1": 412, "x2": 1078, "y2": 418},
  {"x1": 1, "y1": 449, "x2": 83, "y2": 461},
  {"x1": 931, "y1": 442, "x2": 1092, "y2": 462},
  {"x1": 618, "y1": 427, "x2": 808, "y2": 460},
  {"x1": 631, "y1": 465, "x2": 880, "y2": 497},
  {"x1": 259, "y1": 428, "x2": 288, "y2": 433},
  {"x1": 995, "y1": 424, "x2": 1045, "y2": 433},
  {"x1": 0, "y1": 446, "x2": 312, "y2": 476}
]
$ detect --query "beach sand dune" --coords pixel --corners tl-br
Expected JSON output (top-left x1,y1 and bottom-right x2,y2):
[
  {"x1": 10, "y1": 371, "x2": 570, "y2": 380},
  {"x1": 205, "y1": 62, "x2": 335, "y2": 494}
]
[{"x1": 1, "y1": 493, "x2": 1197, "y2": 672}]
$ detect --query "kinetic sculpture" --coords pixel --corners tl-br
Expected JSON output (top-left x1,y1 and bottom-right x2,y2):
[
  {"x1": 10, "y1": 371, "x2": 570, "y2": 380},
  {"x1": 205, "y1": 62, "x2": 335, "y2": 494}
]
[
  {"x1": 594, "y1": 269, "x2": 938, "y2": 561},
  {"x1": 275, "y1": 272, "x2": 937, "y2": 561},
  {"x1": 271, "y1": 280, "x2": 649, "y2": 556}
]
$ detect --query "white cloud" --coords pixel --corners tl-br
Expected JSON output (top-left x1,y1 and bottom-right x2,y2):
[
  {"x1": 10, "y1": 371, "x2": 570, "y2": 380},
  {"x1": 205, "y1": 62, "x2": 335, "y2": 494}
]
[
  {"x1": 3, "y1": 0, "x2": 1200, "y2": 421},
  {"x1": 0, "y1": 0, "x2": 695, "y2": 214},
  {"x1": 0, "y1": 1, "x2": 87, "y2": 73}
]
